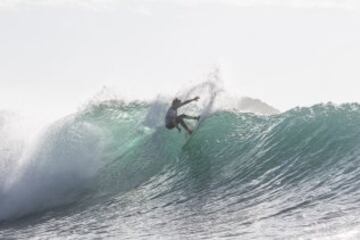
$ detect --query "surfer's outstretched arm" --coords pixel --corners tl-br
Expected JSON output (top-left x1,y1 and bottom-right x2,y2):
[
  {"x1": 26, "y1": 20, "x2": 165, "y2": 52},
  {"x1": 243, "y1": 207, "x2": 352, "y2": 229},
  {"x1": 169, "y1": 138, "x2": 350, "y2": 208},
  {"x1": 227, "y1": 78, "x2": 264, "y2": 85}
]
[{"x1": 179, "y1": 96, "x2": 200, "y2": 108}]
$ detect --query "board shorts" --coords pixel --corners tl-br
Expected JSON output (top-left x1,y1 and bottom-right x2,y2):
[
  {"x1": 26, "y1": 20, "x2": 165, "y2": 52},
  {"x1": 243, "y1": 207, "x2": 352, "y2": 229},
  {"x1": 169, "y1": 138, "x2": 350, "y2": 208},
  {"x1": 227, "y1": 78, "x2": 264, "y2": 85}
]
[
  {"x1": 166, "y1": 122, "x2": 175, "y2": 129},
  {"x1": 165, "y1": 108, "x2": 177, "y2": 129}
]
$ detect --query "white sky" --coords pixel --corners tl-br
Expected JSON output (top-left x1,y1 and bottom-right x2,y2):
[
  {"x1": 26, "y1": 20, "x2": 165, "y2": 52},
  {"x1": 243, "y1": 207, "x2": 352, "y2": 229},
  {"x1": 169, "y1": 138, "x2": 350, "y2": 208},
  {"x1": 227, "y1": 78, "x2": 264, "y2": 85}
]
[{"x1": 1, "y1": 0, "x2": 360, "y2": 120}]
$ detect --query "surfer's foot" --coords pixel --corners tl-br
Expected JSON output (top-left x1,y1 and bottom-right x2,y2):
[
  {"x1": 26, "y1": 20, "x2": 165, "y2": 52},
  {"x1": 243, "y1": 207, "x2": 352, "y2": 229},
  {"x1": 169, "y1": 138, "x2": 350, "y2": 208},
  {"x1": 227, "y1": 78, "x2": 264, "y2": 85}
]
[{"x1": 188, "y1": 129, "x2": 193, "y2": 135}]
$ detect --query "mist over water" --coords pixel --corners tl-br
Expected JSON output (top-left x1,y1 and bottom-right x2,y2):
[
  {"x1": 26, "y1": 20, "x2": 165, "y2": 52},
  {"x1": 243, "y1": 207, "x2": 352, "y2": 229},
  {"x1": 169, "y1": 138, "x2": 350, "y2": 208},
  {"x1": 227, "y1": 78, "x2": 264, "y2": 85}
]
[{"x1": 0, "y1": 78, "x2": 360, "y2": 240}]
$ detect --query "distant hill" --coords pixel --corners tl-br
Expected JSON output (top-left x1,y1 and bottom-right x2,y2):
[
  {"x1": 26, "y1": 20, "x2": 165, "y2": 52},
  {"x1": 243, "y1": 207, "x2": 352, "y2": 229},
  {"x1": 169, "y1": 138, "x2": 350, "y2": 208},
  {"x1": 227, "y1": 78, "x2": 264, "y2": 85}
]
[{"x1": 238, "y1": 97, "x2": 280, "y2": 115}]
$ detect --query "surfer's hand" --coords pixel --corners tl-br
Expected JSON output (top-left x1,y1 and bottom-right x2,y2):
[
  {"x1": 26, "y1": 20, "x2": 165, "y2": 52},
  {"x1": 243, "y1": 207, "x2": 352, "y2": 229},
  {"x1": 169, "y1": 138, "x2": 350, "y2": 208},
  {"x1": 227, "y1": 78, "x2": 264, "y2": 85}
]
[{"x1": 193, "y1": 96, "x2": 200, "y2": 101}]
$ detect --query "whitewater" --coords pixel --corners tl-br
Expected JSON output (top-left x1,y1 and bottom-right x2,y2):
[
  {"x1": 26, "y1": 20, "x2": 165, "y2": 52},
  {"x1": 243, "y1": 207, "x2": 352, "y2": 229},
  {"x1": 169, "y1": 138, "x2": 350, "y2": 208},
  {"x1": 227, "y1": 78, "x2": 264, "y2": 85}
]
[{"x1": 1, "y1": 81, "x2": 360, "y2": 240}]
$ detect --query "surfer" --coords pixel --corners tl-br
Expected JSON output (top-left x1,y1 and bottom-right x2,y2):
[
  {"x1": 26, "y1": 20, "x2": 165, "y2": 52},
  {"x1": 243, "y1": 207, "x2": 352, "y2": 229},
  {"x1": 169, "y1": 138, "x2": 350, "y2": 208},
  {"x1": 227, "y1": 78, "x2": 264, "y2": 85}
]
[{"x1": 165, "y1": 97, "x2": 200, "y2": 134}]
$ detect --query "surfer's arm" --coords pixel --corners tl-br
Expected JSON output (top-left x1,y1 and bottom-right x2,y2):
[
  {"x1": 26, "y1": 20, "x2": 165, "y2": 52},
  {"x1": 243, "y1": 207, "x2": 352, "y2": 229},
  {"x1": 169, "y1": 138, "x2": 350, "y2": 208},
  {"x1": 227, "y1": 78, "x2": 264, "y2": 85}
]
[{"x1": 179, "y1": 96, "x2": 200, "y2": 108}]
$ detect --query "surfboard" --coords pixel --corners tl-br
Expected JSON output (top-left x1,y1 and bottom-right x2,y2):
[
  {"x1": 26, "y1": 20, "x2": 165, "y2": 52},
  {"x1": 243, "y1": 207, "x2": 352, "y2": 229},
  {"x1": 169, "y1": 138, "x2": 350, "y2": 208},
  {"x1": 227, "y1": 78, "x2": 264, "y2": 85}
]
[
  {"x1": 183, "y1": 114, "x2": 207, "y2": 144},
  {"x1": 190, "y1": 116, "x2": 204, "y2": 134}
]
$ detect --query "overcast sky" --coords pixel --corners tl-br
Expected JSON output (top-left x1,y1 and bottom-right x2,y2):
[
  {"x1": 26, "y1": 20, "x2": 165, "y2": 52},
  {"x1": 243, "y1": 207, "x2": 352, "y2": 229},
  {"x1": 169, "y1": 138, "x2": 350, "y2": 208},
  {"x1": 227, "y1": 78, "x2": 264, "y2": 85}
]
[{"x1": 1, "y1": 0, "x2": 360, "y2": 119}]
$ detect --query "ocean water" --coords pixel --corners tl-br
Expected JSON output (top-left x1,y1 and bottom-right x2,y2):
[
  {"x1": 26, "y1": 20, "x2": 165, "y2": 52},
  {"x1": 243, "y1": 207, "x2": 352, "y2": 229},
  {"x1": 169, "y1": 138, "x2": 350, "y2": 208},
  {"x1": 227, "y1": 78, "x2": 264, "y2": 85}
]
[{"x1": 1, "y1": 94, "x2": 360, "y2": 239}]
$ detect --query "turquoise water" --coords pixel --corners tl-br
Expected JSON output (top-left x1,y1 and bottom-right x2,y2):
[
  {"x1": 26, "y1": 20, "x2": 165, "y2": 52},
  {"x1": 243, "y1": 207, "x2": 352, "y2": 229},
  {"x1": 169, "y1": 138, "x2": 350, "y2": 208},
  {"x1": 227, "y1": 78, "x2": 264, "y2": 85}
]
[{"x1": 1, "y1": 101, "x2": 360, "y2": 239}]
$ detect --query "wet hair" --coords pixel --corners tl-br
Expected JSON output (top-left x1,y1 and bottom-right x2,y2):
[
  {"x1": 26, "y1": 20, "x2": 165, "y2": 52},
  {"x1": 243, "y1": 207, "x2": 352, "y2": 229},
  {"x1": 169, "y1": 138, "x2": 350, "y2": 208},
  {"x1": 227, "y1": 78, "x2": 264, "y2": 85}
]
[{"x1": 172, "y1": 98, "x2": 181, "y2": 106}]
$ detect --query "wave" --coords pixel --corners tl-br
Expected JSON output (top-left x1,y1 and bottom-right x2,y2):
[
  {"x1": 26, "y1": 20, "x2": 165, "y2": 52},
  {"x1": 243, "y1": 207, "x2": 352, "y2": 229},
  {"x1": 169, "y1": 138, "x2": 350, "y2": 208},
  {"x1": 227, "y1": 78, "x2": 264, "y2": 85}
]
[
  {"x1": 1, "y1": 100, "x2": 360, "y2": 219},
  {"x1": 1, "y1": 86, "x2": 360, "y2": 240}
]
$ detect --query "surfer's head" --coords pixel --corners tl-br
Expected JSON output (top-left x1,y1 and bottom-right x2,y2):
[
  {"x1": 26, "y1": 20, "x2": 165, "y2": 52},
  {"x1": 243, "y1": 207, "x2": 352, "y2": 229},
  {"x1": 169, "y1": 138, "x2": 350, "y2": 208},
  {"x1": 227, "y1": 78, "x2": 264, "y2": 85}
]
[{"x1": 172, "y1": 98, "x2": 181, "y2": 107}]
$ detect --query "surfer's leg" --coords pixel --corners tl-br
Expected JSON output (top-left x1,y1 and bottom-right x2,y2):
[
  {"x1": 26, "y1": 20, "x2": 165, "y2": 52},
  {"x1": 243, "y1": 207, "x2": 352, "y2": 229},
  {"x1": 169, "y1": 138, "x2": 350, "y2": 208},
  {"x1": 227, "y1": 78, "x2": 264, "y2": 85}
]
[
  {"x1": 178, "y1": 114, "x2": 200, "y2": 121},
  {"x1": 176, "y1": 117, "x2": 192, "y2": 134},
  {"x1": 179, "y1": 120, "x2": 192, "y2": 135}
]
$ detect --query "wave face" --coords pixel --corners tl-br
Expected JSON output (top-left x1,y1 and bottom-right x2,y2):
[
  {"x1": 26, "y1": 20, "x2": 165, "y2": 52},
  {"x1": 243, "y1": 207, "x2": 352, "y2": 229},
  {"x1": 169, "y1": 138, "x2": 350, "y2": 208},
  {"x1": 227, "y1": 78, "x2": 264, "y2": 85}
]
[{"x1": 1, "y1": 101, "x2": 360, "y2": 240}]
